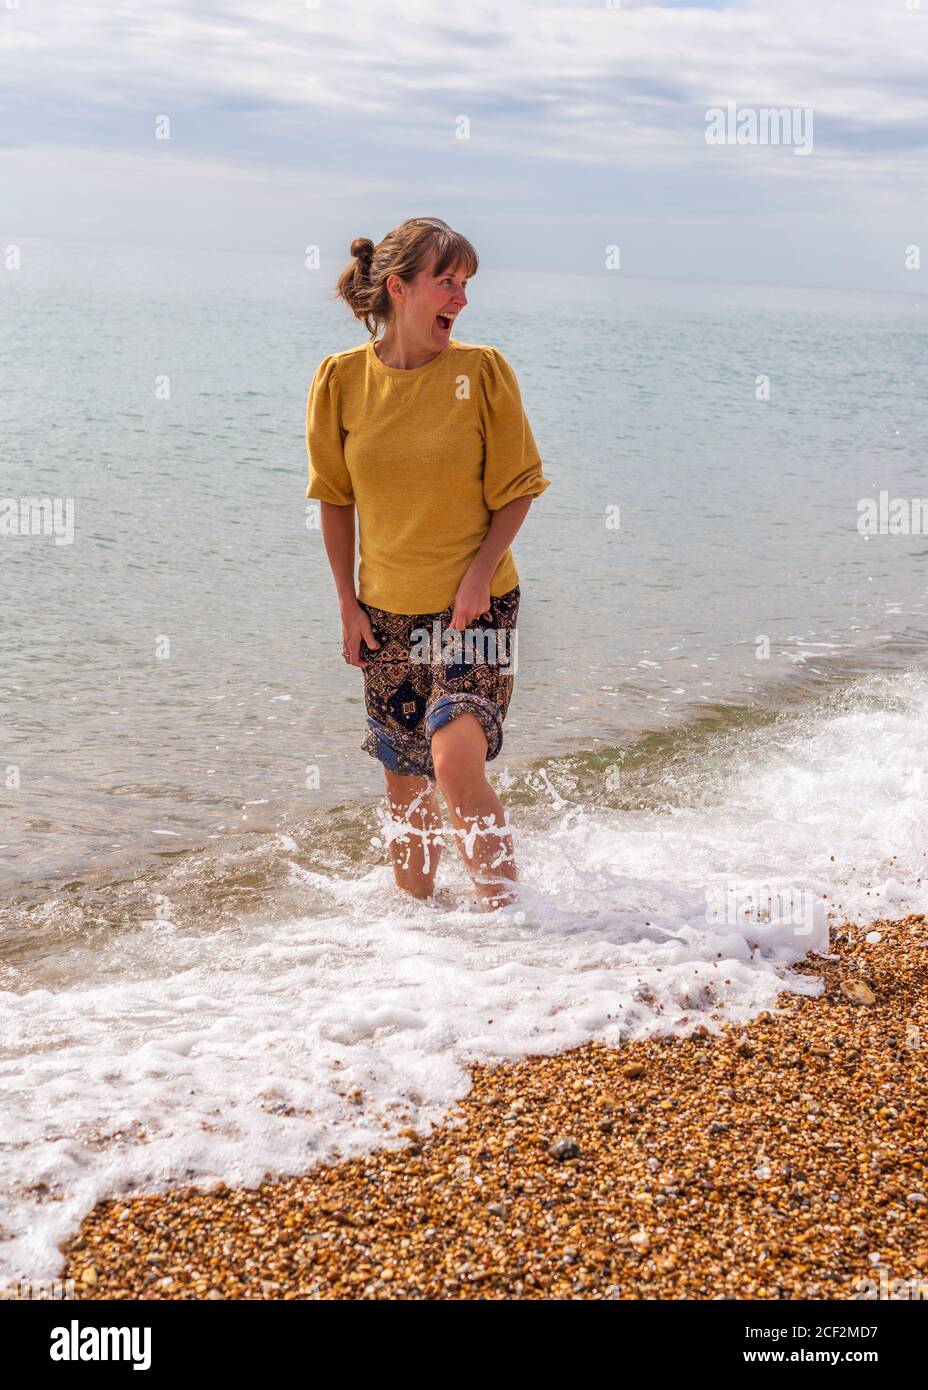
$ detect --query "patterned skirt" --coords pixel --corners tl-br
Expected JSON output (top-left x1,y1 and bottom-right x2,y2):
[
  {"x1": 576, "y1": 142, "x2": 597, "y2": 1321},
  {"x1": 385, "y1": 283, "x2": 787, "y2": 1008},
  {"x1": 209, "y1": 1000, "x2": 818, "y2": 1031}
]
[{"x1": 357, "y1": 585, "x2": 520, "y2": 780}]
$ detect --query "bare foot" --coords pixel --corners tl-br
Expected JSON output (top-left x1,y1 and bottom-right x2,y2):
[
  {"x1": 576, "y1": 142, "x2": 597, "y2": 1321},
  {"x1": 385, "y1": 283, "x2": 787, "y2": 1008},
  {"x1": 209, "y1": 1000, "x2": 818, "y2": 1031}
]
[
  {"x1": 414, "y1": 885, "x2": 460, "y2": 910},
  {"x1": 473, "y1": 880, "x2": 519, "y2": 913}
]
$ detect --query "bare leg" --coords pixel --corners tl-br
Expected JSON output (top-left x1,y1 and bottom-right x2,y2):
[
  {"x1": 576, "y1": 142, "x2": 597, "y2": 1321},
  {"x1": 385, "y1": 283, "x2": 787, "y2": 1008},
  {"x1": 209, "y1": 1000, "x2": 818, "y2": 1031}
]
[
  {"x1": 382, "y1": 769, "x2": 444, "y2": 900},
  {"x1": 430, "y1": 713, "x2": 517, "y2": 912}
]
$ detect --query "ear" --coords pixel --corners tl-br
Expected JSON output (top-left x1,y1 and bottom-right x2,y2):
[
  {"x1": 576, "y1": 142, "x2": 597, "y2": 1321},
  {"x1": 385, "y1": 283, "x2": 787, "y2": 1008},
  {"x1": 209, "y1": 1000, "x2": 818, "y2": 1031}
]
[{"x1": 385, "y1": 272, "x2": 405, "y2": 302}]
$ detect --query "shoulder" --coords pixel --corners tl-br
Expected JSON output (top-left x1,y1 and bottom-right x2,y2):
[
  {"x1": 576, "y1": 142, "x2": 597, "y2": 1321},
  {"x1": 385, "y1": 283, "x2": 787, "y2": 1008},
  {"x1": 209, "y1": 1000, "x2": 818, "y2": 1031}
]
[
  {"x1": 448, "y1": 341, "x2": 512, "y2": 368},
  {"x1": 309, "y1": 342, "x2": 368, "y2": 387},
  {"x1": 447, "y1": 341, "x2": 519, "y2": 390}
]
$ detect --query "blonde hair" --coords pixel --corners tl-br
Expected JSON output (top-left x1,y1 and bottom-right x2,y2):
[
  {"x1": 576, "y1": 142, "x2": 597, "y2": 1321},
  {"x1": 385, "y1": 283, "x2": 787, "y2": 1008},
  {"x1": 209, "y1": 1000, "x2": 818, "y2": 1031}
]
[{"x1": 334, "y1": 216, "x2": 478, "y2": 338}]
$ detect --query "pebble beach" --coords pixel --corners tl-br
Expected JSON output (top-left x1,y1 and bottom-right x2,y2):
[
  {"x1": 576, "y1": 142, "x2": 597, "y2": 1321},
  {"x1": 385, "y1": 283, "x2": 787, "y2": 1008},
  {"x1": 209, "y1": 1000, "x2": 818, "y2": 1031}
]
[{"x1": 60, "y1": 912, "x2": 928, "y2": 1301}]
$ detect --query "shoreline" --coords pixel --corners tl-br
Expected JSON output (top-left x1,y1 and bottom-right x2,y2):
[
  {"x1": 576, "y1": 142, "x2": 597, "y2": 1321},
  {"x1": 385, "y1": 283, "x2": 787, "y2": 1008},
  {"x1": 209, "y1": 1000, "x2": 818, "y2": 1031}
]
[
  {"x1": 60, "y1": 913, "x2": 928, "y2": 1300},
  {"x1": 10, "y1": 658, "x2": 928, "y2": 920}
]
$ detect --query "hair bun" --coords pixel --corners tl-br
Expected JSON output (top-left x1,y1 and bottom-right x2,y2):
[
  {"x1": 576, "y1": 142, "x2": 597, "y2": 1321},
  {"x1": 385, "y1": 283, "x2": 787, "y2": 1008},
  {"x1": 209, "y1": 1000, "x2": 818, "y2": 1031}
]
[{"x1": 351, "y1": 237, "x2": 375, "y2": 269}]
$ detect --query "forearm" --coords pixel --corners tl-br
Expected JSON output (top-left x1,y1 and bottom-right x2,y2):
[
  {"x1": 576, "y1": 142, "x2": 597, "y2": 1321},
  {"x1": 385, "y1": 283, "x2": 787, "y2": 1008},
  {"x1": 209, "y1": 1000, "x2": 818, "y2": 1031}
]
[
  {"x1": 319, "y1": 501, "x2": 359, "y2": 605},
  {"x1": 466, "y1": 495, "x2": 532, "y2": 583}
]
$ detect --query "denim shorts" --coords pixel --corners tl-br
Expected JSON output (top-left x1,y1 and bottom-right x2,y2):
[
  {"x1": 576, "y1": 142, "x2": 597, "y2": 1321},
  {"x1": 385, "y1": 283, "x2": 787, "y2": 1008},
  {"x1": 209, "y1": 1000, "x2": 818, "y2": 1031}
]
[{"x1": 357, "y1": 585, "x2": 520, "y2": 780}]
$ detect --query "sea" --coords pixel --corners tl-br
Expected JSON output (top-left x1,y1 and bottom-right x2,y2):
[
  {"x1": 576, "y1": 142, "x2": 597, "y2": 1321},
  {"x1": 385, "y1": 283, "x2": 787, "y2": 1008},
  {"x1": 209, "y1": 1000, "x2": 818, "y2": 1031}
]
[{"x1": 1, "y1": 241, "x2": 927, "y2": 1284}]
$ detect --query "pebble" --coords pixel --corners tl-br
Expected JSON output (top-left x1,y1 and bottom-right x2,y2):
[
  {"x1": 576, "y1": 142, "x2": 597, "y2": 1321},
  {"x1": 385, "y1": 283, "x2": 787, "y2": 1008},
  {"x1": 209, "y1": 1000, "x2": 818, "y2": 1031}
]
[
  {"x1": 840, "y1": 980, "x2": 877, "y2": 1005},
  {"x1": 548, "y1": 1139, "x2": 580, "y2": 1161}
]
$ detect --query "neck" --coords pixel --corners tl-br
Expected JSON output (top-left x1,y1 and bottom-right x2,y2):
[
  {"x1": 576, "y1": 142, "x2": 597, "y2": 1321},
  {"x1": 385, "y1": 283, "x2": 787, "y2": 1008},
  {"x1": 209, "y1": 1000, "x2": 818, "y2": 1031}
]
[{"x1": 374, "y1": 325, "x2": 442, "y2": 370}]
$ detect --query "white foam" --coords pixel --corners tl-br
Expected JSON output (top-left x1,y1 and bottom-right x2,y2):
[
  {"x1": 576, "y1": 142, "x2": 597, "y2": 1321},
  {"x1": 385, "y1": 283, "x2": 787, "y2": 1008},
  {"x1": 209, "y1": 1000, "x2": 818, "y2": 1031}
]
[{"x1": 2, "y1": 668, "x2": 926, "y2": 1286}]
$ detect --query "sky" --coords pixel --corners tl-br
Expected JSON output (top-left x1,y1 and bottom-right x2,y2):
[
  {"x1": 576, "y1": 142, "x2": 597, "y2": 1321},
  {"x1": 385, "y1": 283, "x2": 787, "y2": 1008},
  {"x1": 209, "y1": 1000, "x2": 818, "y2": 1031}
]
[{"x1": 1, "y1": 0, "x2": 926, "y2": 291}]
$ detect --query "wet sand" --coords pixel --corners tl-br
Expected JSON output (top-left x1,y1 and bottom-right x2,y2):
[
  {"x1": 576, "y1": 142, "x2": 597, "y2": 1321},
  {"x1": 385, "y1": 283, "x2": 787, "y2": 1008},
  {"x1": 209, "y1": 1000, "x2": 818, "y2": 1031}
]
[{"x1": 61, "y1": 913, "x2": 928, "y2": 1300}]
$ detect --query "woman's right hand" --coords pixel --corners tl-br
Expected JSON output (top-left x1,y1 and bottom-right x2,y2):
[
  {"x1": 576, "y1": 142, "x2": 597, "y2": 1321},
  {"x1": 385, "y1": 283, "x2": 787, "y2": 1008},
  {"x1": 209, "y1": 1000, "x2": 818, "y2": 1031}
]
[{"x1": 340, "y1": 598, "x2": 381, "y2": 669}]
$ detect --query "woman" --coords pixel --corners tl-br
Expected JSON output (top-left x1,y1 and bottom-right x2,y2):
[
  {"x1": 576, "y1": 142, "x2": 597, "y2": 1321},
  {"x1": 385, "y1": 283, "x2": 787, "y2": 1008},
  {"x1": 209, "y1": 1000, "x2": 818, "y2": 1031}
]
[{"x1": 305, "y1": 216, "x2": 550, "y2": 912}]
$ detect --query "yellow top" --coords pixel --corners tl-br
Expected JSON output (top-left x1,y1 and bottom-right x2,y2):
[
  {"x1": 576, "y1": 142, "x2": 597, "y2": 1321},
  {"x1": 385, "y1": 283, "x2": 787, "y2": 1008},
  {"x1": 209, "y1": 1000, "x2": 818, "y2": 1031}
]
[{"x1": 305, "y1": 339, "x2": 550, "y2": 614}]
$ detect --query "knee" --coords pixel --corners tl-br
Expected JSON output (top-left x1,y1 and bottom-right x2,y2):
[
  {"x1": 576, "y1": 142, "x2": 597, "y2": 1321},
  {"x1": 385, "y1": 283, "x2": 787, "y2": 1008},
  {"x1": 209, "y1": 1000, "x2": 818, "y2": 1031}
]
[
  {"x1": 383, "y1": 771, "x2": 435, "y2": 820},
  {"x1": 430, "y1": 708, "x2": 492, "y2": 804},
  {"x1": 431, "y1": 750, "x2": 485, "y2": 807}
]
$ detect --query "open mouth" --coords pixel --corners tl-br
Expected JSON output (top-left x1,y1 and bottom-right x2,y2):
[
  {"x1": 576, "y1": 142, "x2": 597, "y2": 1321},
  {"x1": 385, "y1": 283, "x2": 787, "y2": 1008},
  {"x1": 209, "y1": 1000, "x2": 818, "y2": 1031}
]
[{"x1": 435, "y1": 312, "x2": 456, "y2": 332}]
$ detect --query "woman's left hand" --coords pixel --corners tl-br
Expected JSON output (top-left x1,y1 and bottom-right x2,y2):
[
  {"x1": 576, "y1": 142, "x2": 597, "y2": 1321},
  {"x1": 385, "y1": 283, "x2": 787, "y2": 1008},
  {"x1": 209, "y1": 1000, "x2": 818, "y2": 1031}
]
[{"x1": 449, "y1": 573, "x2": 492, "y2": 631}]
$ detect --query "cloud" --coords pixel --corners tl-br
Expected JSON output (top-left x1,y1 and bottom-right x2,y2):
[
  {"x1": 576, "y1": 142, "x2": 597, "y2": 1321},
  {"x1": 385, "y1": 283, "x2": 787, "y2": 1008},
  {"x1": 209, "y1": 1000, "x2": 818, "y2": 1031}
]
[{"x1": 1, "y1": 0, "x2": 925, "y2": 288}]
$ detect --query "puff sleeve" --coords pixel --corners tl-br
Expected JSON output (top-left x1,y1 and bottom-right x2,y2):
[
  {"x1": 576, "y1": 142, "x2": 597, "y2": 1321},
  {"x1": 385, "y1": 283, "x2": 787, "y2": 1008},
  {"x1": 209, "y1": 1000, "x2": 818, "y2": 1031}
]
[
  {"x1": 476, "y1": 346, "x2": 550, "y2": 511},
  {"x1": 305, "y1": 355, "x2": 354, "y2": 505}
]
